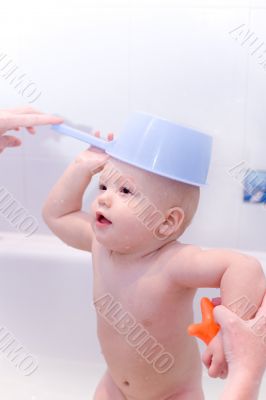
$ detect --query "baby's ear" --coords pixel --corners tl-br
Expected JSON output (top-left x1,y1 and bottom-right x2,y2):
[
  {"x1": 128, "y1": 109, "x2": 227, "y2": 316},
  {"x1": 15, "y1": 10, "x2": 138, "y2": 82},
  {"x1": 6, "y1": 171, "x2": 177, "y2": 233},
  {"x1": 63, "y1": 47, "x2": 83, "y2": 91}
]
[{"x1": 156, "y1": 207, "x2": 185, "y2": 239}]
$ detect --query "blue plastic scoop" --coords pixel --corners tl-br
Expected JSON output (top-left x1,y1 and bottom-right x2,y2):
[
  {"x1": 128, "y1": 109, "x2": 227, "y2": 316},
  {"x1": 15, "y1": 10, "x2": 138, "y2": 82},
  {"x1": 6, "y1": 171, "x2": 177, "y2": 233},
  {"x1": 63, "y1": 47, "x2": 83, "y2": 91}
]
[{"x1": 52, "y1": 111, "x2": 213, "y2": 186}]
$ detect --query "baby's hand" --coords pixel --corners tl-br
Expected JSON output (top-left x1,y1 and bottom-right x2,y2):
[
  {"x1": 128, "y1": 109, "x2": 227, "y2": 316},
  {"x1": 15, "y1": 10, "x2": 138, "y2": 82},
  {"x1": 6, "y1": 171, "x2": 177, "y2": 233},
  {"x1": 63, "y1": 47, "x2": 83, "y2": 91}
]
[
  {"x1": 75, "y1": 131, "x2": 114, "y2": 176},
  {"x1": 201, "y1": 332, "x2": 228, "y2": 379}
]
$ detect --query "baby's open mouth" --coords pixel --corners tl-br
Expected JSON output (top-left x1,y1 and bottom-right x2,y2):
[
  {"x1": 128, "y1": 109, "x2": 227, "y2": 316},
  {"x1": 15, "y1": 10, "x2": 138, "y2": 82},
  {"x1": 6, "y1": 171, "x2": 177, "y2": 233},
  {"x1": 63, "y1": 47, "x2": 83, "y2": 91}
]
[{"x1": 96, "y1": 212, "x2": 112, "y2": 225}]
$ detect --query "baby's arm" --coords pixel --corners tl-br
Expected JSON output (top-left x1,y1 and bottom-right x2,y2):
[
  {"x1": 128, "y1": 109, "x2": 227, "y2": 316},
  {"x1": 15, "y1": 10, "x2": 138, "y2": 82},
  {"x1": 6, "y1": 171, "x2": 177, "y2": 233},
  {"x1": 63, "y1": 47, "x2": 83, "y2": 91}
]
[
  {"x1": 42, "y1": 132, "x2": 113, "y2": 252},
  {"x1": 169, "y1": 246, "x2": 266, "y2": 316},
  {"x1": 168, "y1": 246, "x2": 266, "y2": 378}
]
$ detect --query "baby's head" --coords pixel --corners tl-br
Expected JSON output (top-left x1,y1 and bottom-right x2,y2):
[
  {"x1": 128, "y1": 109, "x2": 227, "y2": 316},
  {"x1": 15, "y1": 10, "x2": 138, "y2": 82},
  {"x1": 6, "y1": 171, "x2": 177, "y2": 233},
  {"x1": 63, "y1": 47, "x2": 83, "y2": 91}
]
[
  {"x1": 158, "y1": 175, "x2": 200, "y2": 239},
  {"x1": 133, "y1": 162, "x2": 200, "y2": 241},
  {"x1": 90, "y1": 156, "x2": 200, "y2": 255}
]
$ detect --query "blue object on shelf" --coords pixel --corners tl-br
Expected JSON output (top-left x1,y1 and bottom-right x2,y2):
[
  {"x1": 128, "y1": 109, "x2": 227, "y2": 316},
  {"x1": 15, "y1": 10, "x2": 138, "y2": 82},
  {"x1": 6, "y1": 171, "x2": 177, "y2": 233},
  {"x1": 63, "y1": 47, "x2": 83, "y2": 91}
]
[{"x1": 243, "y1": 170, "x2": 266, "y2": 203}]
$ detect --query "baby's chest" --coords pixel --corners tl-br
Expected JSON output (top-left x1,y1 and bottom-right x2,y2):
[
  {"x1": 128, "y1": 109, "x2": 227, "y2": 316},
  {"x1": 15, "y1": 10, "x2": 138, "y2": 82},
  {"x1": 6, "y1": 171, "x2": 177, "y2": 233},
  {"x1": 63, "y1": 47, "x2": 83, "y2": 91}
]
[{"x1": 92, "y1": 256, "x2": 181, "y2": 328}]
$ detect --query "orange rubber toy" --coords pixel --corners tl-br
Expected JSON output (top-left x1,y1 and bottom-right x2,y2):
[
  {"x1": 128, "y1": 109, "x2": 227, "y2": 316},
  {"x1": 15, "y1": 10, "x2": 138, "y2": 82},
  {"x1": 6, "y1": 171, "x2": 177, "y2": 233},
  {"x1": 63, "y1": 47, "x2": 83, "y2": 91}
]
[{"x1": 187, "y1": 297, "x2": 220, "y2": 345}]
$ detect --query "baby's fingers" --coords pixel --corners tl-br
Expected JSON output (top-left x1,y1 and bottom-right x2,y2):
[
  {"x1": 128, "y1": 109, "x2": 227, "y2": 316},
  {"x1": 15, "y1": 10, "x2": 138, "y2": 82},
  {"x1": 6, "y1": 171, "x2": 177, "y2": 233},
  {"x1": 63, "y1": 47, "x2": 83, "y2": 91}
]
[
  {"x1": 93, "y1": 130, "x2": 114, "y2": 141},
  {"x1": 89, "y1": 131, "x2": 105, "y2": 153},
  {"x1": 219, "y1": 364, "x2": 228, "y2": 380},
  {"x1": 202, "y1": 347, "x2": 212, "y2": 369},
  {"x1": 202, "y1": 344, "x2": 227, "y2": 379},
  {"x1": 107, "y1": 132, "x2": 114, "y2": 141},
  {"x1": 208, "y1": 353, "x2": 227, "y2": 379},
  {"x1": 212, "y1": 297, "x2": 222, "y2": 307},
  {"x1": 88, "y1": 130, "x2": 114, "y2": 156}
]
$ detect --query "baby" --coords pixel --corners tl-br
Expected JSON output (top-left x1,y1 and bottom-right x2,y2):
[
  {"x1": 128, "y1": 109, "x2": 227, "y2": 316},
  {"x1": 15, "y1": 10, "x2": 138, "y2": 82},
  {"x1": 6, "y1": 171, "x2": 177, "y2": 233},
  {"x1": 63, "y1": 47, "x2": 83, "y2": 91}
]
[{"x1": 43, "y1": 129, "x2": 266, "y2": 400}]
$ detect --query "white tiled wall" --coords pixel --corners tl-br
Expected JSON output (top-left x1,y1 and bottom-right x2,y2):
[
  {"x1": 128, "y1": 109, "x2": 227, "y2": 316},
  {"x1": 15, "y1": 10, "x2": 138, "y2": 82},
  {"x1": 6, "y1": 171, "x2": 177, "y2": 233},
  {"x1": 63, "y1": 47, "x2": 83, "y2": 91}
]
[{"x1": 0, "y1": 0, "x2": 265, "y2": 251}]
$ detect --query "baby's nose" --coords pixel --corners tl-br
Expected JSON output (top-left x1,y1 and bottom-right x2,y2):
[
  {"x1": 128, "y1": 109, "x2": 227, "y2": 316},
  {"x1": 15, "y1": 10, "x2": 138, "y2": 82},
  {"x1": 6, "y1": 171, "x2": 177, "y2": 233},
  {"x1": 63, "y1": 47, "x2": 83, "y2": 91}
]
[{"x1": 98, "y1": 193, "x2": 112, "y2": 208}]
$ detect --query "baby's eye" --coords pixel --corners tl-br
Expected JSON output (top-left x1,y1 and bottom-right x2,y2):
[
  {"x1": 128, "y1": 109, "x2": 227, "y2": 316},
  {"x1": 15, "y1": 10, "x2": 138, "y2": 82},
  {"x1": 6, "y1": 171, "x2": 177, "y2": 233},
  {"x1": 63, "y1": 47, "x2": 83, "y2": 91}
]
[
  {"x1": 99, "y1": 183, "x2": 107, "y2": 191},
  {"x1": 120, "y1": 186, "x2": 133, "y2": 194}
]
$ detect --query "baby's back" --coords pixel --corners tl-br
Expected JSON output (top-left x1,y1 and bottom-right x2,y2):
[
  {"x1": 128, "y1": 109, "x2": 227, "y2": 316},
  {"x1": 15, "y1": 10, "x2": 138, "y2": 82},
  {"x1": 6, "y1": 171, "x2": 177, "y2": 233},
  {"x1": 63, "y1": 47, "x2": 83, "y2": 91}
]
[{"x1": 92, "y1": 239, "x2": 203, "y2": 400}]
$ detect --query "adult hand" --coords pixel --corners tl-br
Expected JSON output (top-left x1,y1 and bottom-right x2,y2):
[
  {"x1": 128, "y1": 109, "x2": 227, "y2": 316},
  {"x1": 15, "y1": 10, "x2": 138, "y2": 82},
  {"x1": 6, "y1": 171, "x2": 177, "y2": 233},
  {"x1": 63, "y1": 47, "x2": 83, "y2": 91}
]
[
  {"x1": 0, "y1": 106, "x2": 63, "y2": 153},
  {"x1": 213, "y1": 295, "x2": 266, "y2": 400},
  {"x1": 213, "y1": 296, "x2": 266, "y2": 377}
]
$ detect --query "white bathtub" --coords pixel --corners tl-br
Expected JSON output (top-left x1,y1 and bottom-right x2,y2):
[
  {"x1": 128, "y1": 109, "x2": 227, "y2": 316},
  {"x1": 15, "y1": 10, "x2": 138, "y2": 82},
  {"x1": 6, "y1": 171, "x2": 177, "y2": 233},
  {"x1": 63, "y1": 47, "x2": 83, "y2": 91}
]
[{"x1": 0, "y1": 232, "x2": 265, "y2": 399}]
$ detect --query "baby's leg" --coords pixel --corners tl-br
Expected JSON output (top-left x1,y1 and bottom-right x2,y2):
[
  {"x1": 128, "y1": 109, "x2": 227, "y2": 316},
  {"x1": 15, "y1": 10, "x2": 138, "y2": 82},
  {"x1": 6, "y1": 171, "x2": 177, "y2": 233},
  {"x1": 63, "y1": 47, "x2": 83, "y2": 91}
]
[
  {"x1": 93, "y1": 370, "x2": 126, "y2": 400},
  {"x1": 166, "y1": 386, "x2": 204, "y2": 400}
]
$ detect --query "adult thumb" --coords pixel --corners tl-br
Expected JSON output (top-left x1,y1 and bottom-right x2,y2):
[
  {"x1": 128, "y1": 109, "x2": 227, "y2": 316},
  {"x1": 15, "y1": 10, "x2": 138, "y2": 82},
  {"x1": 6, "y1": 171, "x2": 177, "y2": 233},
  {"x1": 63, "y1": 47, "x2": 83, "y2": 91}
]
[
  {"x1": 213, "y1": 305, "x2": 240, "y2": 331},
  {"x1": 254, "y1": 293, "x2": 266, "y2": 319}
]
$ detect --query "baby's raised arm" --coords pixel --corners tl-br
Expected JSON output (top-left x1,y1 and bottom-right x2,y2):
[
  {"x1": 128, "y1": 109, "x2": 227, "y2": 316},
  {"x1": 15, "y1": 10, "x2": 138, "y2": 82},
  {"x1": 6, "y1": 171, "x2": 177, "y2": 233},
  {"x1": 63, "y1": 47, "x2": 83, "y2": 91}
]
[{"x1": 42, "y1": 132, "x2": 113, "y2": 252}]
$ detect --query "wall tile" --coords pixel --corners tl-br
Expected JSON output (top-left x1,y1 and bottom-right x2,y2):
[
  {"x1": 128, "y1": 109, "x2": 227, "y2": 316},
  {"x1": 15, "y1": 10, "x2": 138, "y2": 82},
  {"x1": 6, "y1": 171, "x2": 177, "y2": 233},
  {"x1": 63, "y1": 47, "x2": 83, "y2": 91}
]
[
  {"x1": 129, "y1": 7, "x2": 250, "y2": 166},
  {"x1": 0, "y1": 152, "x2": 25, "y2": 233},
  {"x1": 182, "y1": 163, "x2": 242, "y2": 248},
  {"x1": 244, "y1": 9, "x2": 266, "y2": 169}
]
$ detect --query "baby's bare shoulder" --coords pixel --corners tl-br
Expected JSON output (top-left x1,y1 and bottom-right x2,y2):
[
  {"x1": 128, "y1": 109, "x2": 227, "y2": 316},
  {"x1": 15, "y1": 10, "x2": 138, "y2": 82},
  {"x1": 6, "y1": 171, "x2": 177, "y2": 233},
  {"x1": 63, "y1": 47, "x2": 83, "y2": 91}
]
[
  {"x1": 162, "y1": 241, "x2": 202, "y2": 264},
  {"x1": 157, "y1": 242, "x2": 202, "y2": 289}
]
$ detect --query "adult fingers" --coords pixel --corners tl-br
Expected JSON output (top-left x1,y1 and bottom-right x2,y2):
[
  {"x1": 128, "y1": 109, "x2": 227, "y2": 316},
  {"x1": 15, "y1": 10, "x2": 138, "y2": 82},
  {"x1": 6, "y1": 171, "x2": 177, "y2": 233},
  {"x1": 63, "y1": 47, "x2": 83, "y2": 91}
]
[
  {"x1": 26, "y1": 127, "x2": 36, "y2": 134},
  {"x1": 0, "y1": 135, "x2": 21, "y2": 150},
  {"x1": 1, "y1": 106, "x2": 42, "y2": 115},
  {"x1": 2, "y1": 114, "x2": 63, "y2": 131}
]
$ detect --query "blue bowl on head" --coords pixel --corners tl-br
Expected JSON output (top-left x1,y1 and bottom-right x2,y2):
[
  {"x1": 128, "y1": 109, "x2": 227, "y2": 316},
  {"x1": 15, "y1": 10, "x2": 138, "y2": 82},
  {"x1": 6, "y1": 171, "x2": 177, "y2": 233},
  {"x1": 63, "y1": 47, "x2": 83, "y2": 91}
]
[{"x1": 52, "y1": 112, "x2": 213, "y2": 186}]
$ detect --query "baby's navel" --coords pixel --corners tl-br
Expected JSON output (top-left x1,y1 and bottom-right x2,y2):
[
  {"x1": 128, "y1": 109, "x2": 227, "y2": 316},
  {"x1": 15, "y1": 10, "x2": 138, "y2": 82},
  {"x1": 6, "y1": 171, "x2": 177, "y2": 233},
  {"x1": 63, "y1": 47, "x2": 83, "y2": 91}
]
[{"x1": 142, "y1": 319, "x2": 152, "y2": 327}]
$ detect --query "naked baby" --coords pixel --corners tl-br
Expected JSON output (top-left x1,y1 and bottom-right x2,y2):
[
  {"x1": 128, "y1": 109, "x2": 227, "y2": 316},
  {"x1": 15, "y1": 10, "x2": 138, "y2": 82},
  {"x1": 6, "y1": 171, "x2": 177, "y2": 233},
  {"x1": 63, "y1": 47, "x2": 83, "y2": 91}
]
[{"x1": 43, "y1": 114, "x2": 266, "y2": 400}]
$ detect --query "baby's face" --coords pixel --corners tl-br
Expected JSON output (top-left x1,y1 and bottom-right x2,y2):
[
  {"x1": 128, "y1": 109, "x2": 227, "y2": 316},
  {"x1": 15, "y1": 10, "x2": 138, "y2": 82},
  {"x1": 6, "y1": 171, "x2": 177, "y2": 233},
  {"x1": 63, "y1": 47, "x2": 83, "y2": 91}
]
[{"x1": 90, "y1": 158, "x2": 172, "y2": 254}]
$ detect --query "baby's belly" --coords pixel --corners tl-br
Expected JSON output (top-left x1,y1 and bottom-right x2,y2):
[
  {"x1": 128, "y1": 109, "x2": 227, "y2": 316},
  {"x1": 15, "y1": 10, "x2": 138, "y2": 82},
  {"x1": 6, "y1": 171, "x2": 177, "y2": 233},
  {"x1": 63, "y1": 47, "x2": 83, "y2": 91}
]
[{"x1": 96, "y1": 312, "x2": 202, "y2": 400}]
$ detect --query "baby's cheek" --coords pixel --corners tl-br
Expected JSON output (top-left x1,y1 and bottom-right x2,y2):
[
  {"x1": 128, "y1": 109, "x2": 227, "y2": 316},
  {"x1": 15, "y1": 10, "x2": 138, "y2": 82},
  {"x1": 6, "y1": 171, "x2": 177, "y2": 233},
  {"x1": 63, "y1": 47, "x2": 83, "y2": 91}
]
[{"x1": 122, "y1": 209, "x2": 152, "y2": 239}]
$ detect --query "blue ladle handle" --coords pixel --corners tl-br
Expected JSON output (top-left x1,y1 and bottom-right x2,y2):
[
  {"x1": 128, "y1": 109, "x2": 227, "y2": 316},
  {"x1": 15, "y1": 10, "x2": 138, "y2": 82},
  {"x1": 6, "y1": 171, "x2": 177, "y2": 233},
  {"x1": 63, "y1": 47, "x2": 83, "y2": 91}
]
[{"x1": 51, "y1": 124, "x2": 115, "y2": 151}]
